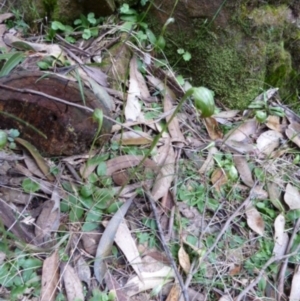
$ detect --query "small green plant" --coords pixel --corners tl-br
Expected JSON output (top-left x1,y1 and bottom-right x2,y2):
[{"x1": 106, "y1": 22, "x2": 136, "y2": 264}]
[
  {"x1": 248, "y1": 90, "x2": 285, "y2": 123},
  {"x1": 48, "y1": 12, "x2": 102, "y2": 42},
  {"x1": 6, "y1": 9, "x2": 30, "y2": 34},
  {"x1": 0, "y1": 129, "x2": 20, "y2": 149}
]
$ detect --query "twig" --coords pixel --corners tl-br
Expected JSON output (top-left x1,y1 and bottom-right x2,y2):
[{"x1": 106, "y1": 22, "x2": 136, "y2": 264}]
[
  {"x1": 236, "y1": 247, "x2": 300, "y2": 301},
  {"x1": 184, "y1": 184, "x2": 258, "y2": 290},
  {"x1": 277, "y1": 217, "x2": 300, "y2": 301},
  {"x1": 199, "y1": 182, "x2": 258, "y2": 264},
  {"x1": 143, "y1": 188, "x2": 189, "y2": 301}
]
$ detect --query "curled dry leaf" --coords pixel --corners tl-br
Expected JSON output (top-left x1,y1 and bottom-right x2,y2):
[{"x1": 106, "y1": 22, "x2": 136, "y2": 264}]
[
  {"x1": 256, "y1": 130, "x2": 283, "y2": 156},
  {"x1": 290, "y1": 265, "x2": 300, "y2": 301},
  {"x1": 61, "y1": 264, "x2": 84, "y2": 301},
  {"x1": 233, "y1": 155, "x2": 254, "y2": 187},
  {"x1": 273, "y1": 214, "x2": 288, "y2": 257},
  {"x1": 41, "y1": 250, "x2": 59, "y2": 301},
  {"x1": 286, "y1": 122, "x2": 300, "y2": 148},
  {"x1": 284, "y1": 183, "x2": 300, "y2": 210},
  {"x1": 246, "y1": 203, "x2": 264, "y2": 236},
  {"x1": 178, "y1": 246, "x2": 191, "y2": 274}
]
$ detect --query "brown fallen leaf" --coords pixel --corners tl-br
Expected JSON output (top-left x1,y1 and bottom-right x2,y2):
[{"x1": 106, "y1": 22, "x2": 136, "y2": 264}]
[
  {"x1": 61, "y1": 263, "x2": 84, "y2": 301},
  {"x1": 211, "y1": 168, "x2": 228, "y2": 192},
  {"x1": 233, "y1": 155, "x2": 254, "y2": 187},
  {"x1": 35, "y1": 200, "x2": 60, "y2": 246},
  {"x1": 245, "y1": 203, "x2": 264, "y2": 236},
  {"x1": 166, "y1": 284, "x2": 180, "y2": 301},
  {"x1": 106, "y1": 155, "x2": 158, "y2": 175},
  {"x1": 178, "y1": 246, "x2": 191, "y2": 274},
  {"x1": 203, "y1": 117, "x2": 223, "y2": 140},
  {"x1": 40, "y1": 250, "x2": 59, "y2": 301}
]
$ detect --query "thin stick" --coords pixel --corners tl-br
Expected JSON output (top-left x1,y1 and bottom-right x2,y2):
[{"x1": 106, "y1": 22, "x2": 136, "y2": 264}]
[
  {"x1": 236, "y1": 247, "x2": 300, "y2": 301},
  {"x1": 199, "y1": 182, "x2": 258, "y2": 264},
  {"x1": 143, "y1": 188, "x2": 189, "y2": 301},
  {"x1": 184, "y1": 184, "x2": 258, "y2": 291}
]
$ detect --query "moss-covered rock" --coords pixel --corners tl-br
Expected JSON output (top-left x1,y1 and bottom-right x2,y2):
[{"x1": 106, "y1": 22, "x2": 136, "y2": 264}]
[{"x1": 151, "y1": 0, "x2": 300, "y2": 109}]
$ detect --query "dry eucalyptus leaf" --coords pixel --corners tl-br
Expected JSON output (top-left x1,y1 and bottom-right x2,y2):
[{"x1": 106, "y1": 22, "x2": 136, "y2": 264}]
[
  {"x1": 163, "y1": 94, "x2": 185, "y2": 143},
  {"x1": 75, "y1": 256, "x2": 91, "y2": 288},
  {"x1": 290, "y1": 265, "x2": 300, "y2": 301},
  {"x1": 226, "y1": 119, "x2": 257, "y2": 142},
  {"x1": 233, "y1": 155, "x2": 254, "y2": 187},
  {"x1": 94, "y1": 199, "x2": 133, "y2": 284},
  {"x1": 213, "y1": 110, "x2": 239, "y2": 119},
  {"x1": 102, "y1": 220, "x2": 143, "y2": 278},
  {"x1": 112, "y1": 131, "x2": 153, "y2": 145},
  {"x1": 131, "y1": 55, "x2": 151, "y2": 101},
  {"x1": 211, "y1": 168, "x2": 228, "y2": 191},
  {"x1": 125, "y1": 57, "x2": 142, "y2": 122},
  {"x1": 267, "y1": 181, "x2": 284, "y2": 211},
  {"x1": 62, "y1": 264, "x2": 84, "y2": 301},
  {"x1": 246, "y1": 204, "x2": 264, "y2": 236},
  {"x1": 41, "y1": 250, "x2": 59, "y2": 301},
  {"x1": 203, "y1": 117, "x2": 223, "y2": 140},
  {"x1": 178, "y1": 246, "x2": 191, "y2": 274},
  {"x1": 151, "y1": 139, "x2": 176, "y2": 201},
  {"x1": 266, "y1": 115, "x2": 284, "y2": 133},
  {"x1": 124, "y1": 265, "x2": 175, "y2": 297},
  {"x1": 256, "y1": 130, "x2": 283, "y2": 156},
  {"x1": 166, "y1": 284, "x2": 180, "y2": 301},
  {"x1": 284, "y1": 183, "x2": 300, "y2": 210},
  {"x1": 35, "y1": 200, "x2": 60, "y2": 246},
  {"x1": 273, "y1": 214, "x2": 288, "y2": 257},
  {"x1": 198, "y1": 146, "x2": 218, "y2": 174},
  {"x1": 286, "y1": 123, "x2": 300, "y2": 148}
]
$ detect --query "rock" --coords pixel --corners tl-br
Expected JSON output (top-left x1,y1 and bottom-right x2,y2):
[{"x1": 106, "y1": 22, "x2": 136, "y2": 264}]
[{"x1": 0, "y1": 71, "x2": 112, "y2": 156}]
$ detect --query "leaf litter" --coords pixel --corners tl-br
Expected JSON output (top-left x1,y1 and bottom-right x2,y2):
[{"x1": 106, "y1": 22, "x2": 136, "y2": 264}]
[{"x1": 0, "y1": 12, "x2": 300, "y2": 301}]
